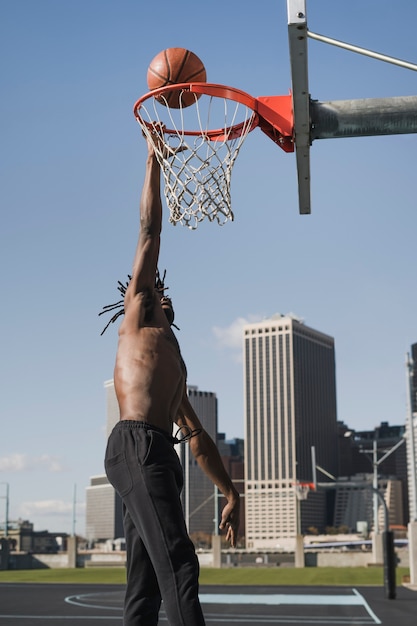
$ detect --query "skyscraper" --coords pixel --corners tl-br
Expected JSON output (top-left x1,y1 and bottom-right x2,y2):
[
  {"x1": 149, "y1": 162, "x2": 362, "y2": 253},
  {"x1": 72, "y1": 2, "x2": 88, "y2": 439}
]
[
  {"x1": 85, "y1": 381, "x2": 122, "y2": 544},
  {"x1": 85, "y1": 475, "x2": 124, "y2": 543},
  {"x1": 104, "y1": 378, "x2": 120, "y2": 436},
  {"x1": 407, "y1": 343, "x2": 417, "y2": 522},
  {"x1": 243, "y1": 314, "x2": 338, "y2": 549},
  {"x1": 411, "y1": 344, "x2": 417, "y2": 415},
  {"x1": 179, "y1": 386, "x2": 219, "y2": 537}
]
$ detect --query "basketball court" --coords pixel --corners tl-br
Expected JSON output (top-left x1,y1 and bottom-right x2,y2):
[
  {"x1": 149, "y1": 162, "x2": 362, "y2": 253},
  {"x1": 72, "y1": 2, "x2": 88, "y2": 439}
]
[
  {"x1": 0, "y1": 583, "x2": 416, "y2": 625},
  {"x1": 2, "y1": 3, "x2": 416, "y2": 626}
]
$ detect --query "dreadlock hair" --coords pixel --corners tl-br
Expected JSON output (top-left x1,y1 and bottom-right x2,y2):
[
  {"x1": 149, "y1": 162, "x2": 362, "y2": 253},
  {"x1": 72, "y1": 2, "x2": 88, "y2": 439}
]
[
  {"x1": 98, "y1": 275, "x2": 131, "y2": 335},
  {"x1": 155, "y1": 269, "x2": 167, "y2": 294},
  {"x1": 99, "y1": 270, "x2": 179, "y2": 335}
]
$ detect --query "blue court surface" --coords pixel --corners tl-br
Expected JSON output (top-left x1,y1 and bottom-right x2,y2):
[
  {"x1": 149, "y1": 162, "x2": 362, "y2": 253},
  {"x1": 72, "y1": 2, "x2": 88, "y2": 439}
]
[{"x1": 0, "y1": 583, "x2": 416, "y2": 625}]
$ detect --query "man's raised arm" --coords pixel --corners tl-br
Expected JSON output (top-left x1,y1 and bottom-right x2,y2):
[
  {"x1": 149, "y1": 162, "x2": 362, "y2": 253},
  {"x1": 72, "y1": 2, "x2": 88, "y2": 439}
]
[{"x1": 125, "y1": 133, "x2": 163, "y2": 308}]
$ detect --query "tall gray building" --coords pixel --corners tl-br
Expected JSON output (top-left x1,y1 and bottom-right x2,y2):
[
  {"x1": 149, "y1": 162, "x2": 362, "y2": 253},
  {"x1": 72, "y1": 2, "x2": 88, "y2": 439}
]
[
  {"x1": 85, "y1": 475, "x2": 123, "y2": 542},
  {"x1": 179, "y1": 386, "x2": 219, "y2": 537},
  {"x1": 411, "y1": 344, "x2": 417, "y2": 415},
  {"x1": 85, "y1": 381, "x2": 121, "y2": 543},
  {"x1": 407, "y1": 343, "x2": 417, "y2": 522},
  {"x1": 104, "y1": 378, "x2": 120, "y2": 435},
  {"x1": 243, "y1": 314, "x2": 338, "y2": 549}
]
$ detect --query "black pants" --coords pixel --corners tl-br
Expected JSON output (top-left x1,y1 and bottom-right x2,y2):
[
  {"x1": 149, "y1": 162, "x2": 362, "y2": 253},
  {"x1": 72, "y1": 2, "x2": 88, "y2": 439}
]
[{"x1": 105, "y1": 420, "x2": 205, "y2": 626}]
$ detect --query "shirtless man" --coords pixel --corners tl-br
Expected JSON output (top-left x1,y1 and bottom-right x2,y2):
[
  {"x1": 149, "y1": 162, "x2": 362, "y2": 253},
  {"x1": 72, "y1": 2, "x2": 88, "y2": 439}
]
[{"x1": 104, "y1": 129, "x2": 240, "y2": 626}]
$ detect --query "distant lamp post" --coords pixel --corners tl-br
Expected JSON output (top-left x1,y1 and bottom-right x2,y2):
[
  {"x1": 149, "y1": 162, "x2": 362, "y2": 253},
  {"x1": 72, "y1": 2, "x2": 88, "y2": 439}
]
[
  {"x1": 0, "y1": 483, "x2": 9, "y2": 538},
  {"x1": 72, "y1": 484, "x2": 77, "y2": 537},
  {"x1": 340, "y1": 429, "x2": 404, "y2": 538},
  {"x1": 312, "y1": 446, "x2": 397, "y2": 599},
  {"x1": 359, "y1": 436, "x2": 405, "y2": 536}
]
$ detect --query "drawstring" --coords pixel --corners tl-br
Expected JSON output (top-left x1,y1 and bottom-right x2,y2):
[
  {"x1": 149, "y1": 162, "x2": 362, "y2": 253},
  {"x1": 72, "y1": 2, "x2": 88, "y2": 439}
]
[{"x1": 173, "y1": 424, "x2": 202, "y2": 444}]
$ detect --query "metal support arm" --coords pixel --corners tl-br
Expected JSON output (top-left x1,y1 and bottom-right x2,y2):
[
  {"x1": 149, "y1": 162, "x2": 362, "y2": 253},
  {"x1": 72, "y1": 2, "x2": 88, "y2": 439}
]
[{"x1": 311, "y1": 96, "x2": 417, "y2": 140}]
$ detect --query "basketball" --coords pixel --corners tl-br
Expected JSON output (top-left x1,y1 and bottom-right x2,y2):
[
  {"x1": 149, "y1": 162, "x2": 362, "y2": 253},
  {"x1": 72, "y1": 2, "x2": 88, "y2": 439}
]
[{"x1": 147, "y1": 48, "x2": 207, "y2": 108}]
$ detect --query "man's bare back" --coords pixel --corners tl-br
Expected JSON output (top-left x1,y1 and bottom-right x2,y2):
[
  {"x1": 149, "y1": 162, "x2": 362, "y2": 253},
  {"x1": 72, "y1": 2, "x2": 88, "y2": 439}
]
[{"x1": 114, "y1": 288, "x2": 186, "y2": 434}]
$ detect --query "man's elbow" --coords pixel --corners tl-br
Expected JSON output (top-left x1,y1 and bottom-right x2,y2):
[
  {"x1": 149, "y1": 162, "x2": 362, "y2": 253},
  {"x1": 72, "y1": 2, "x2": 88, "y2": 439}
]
[{"x1": 189, "y1": 429, "x2": 209, "y2": 459}]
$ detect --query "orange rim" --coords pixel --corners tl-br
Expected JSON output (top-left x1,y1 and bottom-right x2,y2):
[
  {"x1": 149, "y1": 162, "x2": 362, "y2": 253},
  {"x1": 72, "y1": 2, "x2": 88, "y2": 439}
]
[{"x1": 133, "y1": 82, "x2": 260, "y2": 140}]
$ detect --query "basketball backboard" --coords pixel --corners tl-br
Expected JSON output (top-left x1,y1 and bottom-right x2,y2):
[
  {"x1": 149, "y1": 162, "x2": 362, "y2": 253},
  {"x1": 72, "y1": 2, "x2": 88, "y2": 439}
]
[{"x1": 287, "y1": 0, "x2": 311, "y2": 214}]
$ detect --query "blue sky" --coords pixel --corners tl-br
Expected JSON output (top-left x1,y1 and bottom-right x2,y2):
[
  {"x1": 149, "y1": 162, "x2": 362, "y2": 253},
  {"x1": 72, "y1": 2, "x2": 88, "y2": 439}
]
[{"x1": 1, "y1": 0, "x2": 416, "y2": 536}]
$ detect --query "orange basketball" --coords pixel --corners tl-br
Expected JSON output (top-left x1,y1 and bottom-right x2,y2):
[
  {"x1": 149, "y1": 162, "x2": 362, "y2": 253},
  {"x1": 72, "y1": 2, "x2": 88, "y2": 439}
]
[{"x1": 147, "y1": 48, "x2": 207, "y2": 109}]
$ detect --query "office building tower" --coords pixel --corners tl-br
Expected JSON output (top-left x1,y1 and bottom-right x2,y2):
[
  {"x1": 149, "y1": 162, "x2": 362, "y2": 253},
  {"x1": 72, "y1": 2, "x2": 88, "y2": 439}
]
[
  {"x1": 411, "y1": 344, "x2": 417, "y2": 415},
  {"x1": 85, "y1": 381, "x2": 121, "y2": 544},
  {"x1": 179, "y1": 386, "x2": 219, "y2": 537},
  {"x1": 407, "y1": 344, "x2": 417, "y2": 521},
  {"x1": 105, "y1": 378, "x2": 120, "y2": 435},
  {"x1": 244, "y1": 314, "x2": 338, "y2": 549},
  {"x1": 85, "y1": 475, "x2": 124, "y2": 542}
]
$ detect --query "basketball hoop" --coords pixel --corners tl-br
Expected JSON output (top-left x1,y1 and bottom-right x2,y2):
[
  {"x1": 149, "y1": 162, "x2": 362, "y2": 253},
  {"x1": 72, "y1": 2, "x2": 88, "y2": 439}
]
[
  {"x1": 293, "y1": 481, "x2": 315, "y2": 501},
  {"x1": 133, "y1": 83, "x2": 294, "y2": 229}
]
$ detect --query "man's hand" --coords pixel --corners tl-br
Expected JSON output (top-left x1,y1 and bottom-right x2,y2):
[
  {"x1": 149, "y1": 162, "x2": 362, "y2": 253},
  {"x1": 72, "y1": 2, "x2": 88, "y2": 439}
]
[
  {"x1": 219, "y1": 496, "x2": 240, "y2": 548},
  {"x1": 145, "y1": 122, "x2": 187, "y2": 159}
]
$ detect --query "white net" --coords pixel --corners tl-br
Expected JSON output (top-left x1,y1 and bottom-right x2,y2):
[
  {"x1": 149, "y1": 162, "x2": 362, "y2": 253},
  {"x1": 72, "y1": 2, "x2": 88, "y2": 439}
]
[
  {"x1": 295, "y1": 484, "x2": 310, "y2": 501},
  {"x1": 134, "y1": 87, "x2": 257, "y2": 229}
]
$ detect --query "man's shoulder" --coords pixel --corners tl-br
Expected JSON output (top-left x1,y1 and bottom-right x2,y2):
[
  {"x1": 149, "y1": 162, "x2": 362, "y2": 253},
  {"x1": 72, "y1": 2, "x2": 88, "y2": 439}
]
[
  {"x1": 121, "y1": 288, "x2": 155, "y2": 328},
  {"x1": 124, "y1": 286, "x2": 154, "y2": 310}
]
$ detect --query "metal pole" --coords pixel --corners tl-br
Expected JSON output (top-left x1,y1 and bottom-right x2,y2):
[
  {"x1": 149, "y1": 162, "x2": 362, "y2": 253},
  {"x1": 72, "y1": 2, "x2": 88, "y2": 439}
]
[
  {"x1": 311, "y1": 96, "x2": 417, "y2": 140},
  {"x1": 287, "y1": 0, "x2": 311, "y2": 214},
  {"x1": 184, "y1": 443, "x2": 190, "y2": 531},
  {"x1": 382, "y1": 530, "x2": 396, "y2": 599},
  {"x1": 373, "y1": 440, "x2": 379, "y2": 536},
  {"x1": 5, "y1": 484, "x2": 9, "y2": 539},
  {"x1": 72, "y1": 484, "x2": 77, "y2": 537},
  {"x1": 0, "y1": 483, "x2": 9, "y2": 538},
  {"x1": 378, "y1": 438, "x2": 405, "y2": 466},
  {"x1": 214, "y1": 485, "x2": 219, "y2": 536},
  {"x1": 307, "y1": 30, "x2": 417, "y2": 73},
  {"x1": 311, "y1": 446, "x2": 317, "y2": 489},
  {"x1": 358, "y1": 437, "x2": 405, "y2": 537}
]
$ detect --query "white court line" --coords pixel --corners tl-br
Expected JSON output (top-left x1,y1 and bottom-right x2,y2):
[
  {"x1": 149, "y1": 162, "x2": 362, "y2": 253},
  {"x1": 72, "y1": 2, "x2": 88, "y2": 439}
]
[
  {"x1": 352, "y1": 588, "x2": 381, "y2": 625},
  {"x1": 0, "y1": 617, "x2": 121, "y2": 621},
  {"x1": 65, "y1": 592, "x2": 122, "y2": 611},
  {"x1": 63, "y1": 588, "x2": 380, "y2": 625},
  {"x1": 200, "y1": 593, "x2": 365, "y2": 605}
]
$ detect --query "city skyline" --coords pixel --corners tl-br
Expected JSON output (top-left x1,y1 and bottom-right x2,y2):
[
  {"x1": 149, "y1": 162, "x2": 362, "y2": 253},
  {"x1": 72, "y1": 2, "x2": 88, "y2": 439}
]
[
  {"x1": 1, "y1": 0, "x2": 416, "y2": 536},
  {"x1": 0, "y1": 327, "x2": 415, "y2": 538}
]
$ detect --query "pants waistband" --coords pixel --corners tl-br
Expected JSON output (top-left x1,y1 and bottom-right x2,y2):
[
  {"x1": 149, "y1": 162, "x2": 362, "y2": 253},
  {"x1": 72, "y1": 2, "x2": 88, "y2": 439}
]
[
  {"x1": 114, "y1": 420, "x2": 202, "y2": 445},
  {"x1": 115, "y1": 420, "x2": 176, "y2": 442}
]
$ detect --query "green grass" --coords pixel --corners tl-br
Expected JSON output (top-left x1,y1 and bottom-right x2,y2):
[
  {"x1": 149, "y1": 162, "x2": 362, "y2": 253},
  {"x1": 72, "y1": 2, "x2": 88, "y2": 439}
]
[{"x1": 0, "y1": 566, "x2": 410, "y2": 586}]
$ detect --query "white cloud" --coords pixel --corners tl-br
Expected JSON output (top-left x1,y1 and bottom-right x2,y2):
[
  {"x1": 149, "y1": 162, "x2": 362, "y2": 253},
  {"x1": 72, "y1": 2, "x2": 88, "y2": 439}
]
[
  {"x1": 0, "y1": 453, "x2": 64, "y2": 473},
  {"x1": 212, "y1": 314, "x2": 264, "y2": 359},
  {"x1": 19, "y1": 500, "x2": 72, "y2": 517},
  {"x1": 37, "y1": 454, "x2": 64, "y2": 473},
  {"x1": 19, "y1": 499, "x2": 86, "y2": 518},
  {"x1": 0, "y1": 453, "x2": 27, "y2": 472}
]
